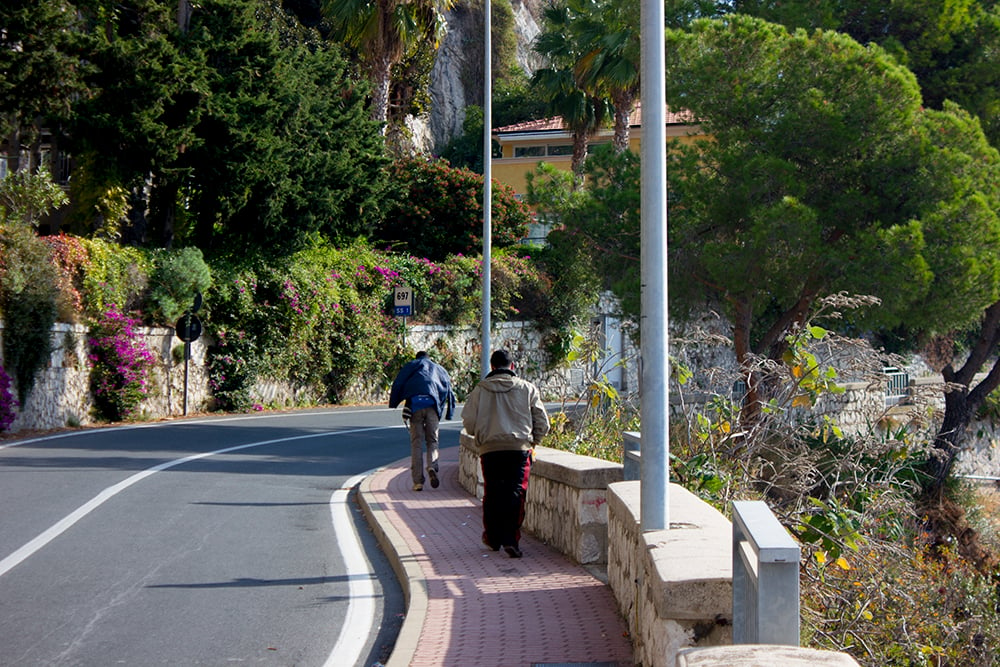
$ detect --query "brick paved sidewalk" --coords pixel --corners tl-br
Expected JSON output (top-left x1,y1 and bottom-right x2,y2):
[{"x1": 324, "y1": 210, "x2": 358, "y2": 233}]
[{"x1": 359, "y1": 446, "x2": 634, "y2": 667}]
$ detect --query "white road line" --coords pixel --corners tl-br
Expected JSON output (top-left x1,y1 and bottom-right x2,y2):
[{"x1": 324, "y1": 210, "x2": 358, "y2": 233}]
[
  {"x1": 325, "y1": 472, "x2": 377, "y2": 667},
  {"x1": 0, "y1": 426, "x2": 387, "y2": 578},
  {"x1": 0, "y1": 408, "x2": 400, "y2": 451}
]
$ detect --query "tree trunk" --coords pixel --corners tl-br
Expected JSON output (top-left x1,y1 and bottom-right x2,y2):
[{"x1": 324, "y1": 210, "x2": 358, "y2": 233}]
[
  {"x1": 924, "y1": 300, "x2": 1000, "y2": 498},
  {"x1": 733, "y1": 299, "x2": 761, "y2": 425},
  {"x1": 149, "y1": 173, "x2": 178, "y2": 249},
  {"x1": 571, "y1": 131, "x2": 588, "y2": 188},
  {"x1": 371, "y1": 54, "x2": 393, "y2": 129},
  {"x1": 120, "y1": 178, "x2": 151, "y2": 246},
  {"x1": 611, "y1": 91, "x2": 632, "y2": 154}
]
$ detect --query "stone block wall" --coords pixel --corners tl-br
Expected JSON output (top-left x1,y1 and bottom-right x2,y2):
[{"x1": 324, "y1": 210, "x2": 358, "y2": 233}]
[{"x1": 526, "y1": 448, "x2": 623, "y2": 564}]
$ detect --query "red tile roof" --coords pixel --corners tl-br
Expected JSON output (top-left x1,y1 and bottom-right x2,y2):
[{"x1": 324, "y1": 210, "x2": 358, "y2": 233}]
[{"x1": 494, "y1": 102, "x2": 694, "y2": 134}]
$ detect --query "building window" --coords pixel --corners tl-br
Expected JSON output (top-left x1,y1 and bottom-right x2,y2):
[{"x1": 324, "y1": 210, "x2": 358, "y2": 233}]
[
  {"x1": 514, "y1": 146, "x2": 545, "y2": 157},
  {"x1": 547, "y1": 144, "x2": 573, "y2": 156}
]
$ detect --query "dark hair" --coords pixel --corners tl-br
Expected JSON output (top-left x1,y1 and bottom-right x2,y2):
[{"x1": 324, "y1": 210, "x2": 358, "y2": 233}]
[
  {"x1": 415, "y1": 350, "x2": 428, "y2": 358},
  {"x1": 490, "y1": 349, "x2": 513, "y2": 368}
]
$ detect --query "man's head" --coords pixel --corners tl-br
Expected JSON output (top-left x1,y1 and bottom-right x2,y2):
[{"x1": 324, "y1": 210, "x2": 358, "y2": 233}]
[
  {"x1": 416, "y1": 351, "x2": 428, "y2": 359},
  {"x1": 490, "y1": 349, "x2": 513, "y2": 370}
]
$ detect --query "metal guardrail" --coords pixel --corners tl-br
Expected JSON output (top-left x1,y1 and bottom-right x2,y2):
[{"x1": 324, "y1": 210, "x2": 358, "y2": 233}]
[
  {"x1": 732, "y1": 500, "x2": 801, "y2": 645},
  {"x1": 623, "y1": 431, "x2": 641, "y2": 481},
  {"x1": 883, "y1": 367, "x2": 909, "y2": 406}
]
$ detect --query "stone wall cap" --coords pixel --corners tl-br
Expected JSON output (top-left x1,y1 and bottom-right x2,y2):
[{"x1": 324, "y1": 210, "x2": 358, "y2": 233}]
[{"x1": 676, "y1": 644, "x2": 860, "y2": 666}]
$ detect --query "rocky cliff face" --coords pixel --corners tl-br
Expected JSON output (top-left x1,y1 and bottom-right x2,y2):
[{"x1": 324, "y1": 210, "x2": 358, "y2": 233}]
[{"x1": 424, "y1": 0, "x2": 543, "y2": 153}]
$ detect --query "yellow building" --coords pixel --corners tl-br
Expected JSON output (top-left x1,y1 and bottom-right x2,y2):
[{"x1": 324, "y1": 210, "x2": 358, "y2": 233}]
[{"x1": 490, "y1": 104, "x2": 699, "y2": 199}]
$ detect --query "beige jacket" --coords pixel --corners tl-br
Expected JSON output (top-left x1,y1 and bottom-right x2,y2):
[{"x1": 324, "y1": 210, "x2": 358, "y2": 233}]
[{"x1": 461, "y1": 369, "x2": 550, "y2": 454}]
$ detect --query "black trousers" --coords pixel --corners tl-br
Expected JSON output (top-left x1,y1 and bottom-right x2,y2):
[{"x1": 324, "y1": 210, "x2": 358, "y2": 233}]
[{"x1": 480, "y1": 450, "x2": 532, "y2": 549}]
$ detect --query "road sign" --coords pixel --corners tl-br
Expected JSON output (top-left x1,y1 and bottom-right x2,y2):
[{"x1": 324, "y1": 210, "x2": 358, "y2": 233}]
[
  {"x1": 175, "y1": 313, "x2": 202, "y2": 342},
  {"x1": 394, "y1": 285, "x2": 412, "y2": 317}
]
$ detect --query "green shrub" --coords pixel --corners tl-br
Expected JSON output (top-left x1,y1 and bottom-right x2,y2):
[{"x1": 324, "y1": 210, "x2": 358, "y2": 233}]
[
  {"x1": 0, "y1": 168, "x2": 67, "y2": 403},
  {"x1": 375, "y1": 158, "x2": 531, "y2": 260},
  {"x1": 0, "y1": 233, "x2": 59, "y2": 405},
  {"x1": 147, "y1": 247, "x2": 212, "y2": 325}
]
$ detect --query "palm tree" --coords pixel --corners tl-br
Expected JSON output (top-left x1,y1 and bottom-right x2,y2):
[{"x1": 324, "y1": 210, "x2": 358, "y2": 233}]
[
  {"x1": 573, "y1": 0, "x2": 640, "y2": 153},
  {"x1": 321, "y1": 0, "x2": 454, "y2": 127},
  {"x1": 532, "y1": 2, "x2": 611, "y2": 184},
  {"x1": 534, "y1": 0, "x2": 638, "y2": 155},
  {"x1": 530, "y1": 68, "x2": 609, "y2": 184}
]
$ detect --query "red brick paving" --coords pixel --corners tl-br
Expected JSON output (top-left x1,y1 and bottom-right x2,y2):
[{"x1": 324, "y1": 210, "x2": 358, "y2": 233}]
[{"x1": 362, "y1": 446, "x2": 634, "y2": 667}]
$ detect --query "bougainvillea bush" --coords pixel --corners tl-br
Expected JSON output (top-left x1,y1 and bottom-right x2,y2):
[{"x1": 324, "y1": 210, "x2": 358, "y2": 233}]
[
  {"x1": 0, "y1": 365, "x2": 18, "y2": 431},
  {"x1": 88, "y1": 306, "x2": 156, "y2": 421}
]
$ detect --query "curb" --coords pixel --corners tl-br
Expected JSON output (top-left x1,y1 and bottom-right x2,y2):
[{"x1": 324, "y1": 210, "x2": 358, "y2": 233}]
[{"x1": 358, "y1": 468, "x2": 426, "y2": 667}]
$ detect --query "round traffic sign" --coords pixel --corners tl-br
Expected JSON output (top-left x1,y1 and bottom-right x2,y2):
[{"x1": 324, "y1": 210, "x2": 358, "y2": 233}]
[{"x1": 175, "y1": 313, "x2": 203, "y2": 342}]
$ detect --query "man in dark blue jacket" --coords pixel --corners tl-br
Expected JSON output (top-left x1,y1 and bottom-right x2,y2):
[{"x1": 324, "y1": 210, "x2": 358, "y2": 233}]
[{"x1": 389, "y1": 351, "x2": 456, "y2": 491}]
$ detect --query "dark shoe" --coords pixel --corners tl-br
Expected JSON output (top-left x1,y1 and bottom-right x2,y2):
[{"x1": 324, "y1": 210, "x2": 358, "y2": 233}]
[
  {"x1": 503, "y1": 544, "x2": 522, "y2": 559},
  {"x1": 482, "y1": 534, "x2": 500, "y2": 551},
  {"x1": 428, "y1": 468, "x2": 440, "y2": 488}
]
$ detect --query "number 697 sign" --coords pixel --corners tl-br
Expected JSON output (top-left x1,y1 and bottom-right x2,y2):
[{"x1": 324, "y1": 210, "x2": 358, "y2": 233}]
[{"x1": 394, "y1": 285, "x2": 413, "y2": 317}]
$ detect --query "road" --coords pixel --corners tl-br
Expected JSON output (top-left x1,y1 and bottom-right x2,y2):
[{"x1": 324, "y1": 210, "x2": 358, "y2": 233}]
[{"x1": 0, "y1": 406, "x2": 461, "y2": 666}]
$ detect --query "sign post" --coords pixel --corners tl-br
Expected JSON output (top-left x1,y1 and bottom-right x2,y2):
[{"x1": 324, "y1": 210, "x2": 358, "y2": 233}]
[
  {"x1": 174, "y1": 291, "x2": 203, "y2": 416},
  {"x1": 394, "y1": 284, "x2": 413, "y2": 346}
]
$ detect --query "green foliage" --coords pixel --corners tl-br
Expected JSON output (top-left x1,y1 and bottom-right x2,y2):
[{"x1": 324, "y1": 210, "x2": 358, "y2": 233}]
[
  {"x1": 376, "y1": 158, "x2": 531, "y2": 260},
  {"x1": 492, "y1": 68, "x2": 549, "y2": 128},
  {"x1": 66, "y1": 0, "x2": 389, "y2": 249},
  {"x1": 204, "y1": 238, "x2": 564, "y2": 408},
  {"x1": 206, "y1": 241, "x2": 406, "y2": 408},
  {"x1": 179, "y1": 2, "x2": 390, "y2": 251},
  {"x1": 147, "y1": 247, "x2": 212, "y2": 325},
  {"x1": 77, "y1": 238, "x2": 152, "y2": 318},
  {"x1": 0, "y1": 235, "x2": 60, "y2": 404},
  {"x1": 437, "y1": 105, "x2": 494, "y2": 173},
  {"x1": 0, "y1": 167, "x2": 69, "y2": 229},
  {"x1": 63, "y1": 154, "x2": 130, "y2": 240},
  {"x1": 321, "y1": 0, "x2": 454, "y2": 124},
  {"x1": 0, "y1": 0, "x2": 88, "y2": 141},
  {"x1": 543, "y1": 330, "x2": 639, "y2": 460},
  {"x1": 526, "y1": 149, "x2": 635, "y2": 320},
  {"x1": 732, "y1": 0, "x2": 1000, "y2": 147},
  {"x1": 87, "y1": 306, "x2": 156, "y2": 421},
  {"x1": 69, "y1": 0, "x2": 204, "y2": 246},
  {"x1": 663, "y1": 15, "x2": 1000, "y2": 365},
  {"x1": 800, "y1": 540, "x2": 1000, "y2": 665}
]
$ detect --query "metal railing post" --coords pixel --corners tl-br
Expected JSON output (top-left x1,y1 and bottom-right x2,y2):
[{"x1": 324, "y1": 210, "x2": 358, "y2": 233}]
[{"x1": 732, "y1": 500, "x2": 801, "y2": 645}]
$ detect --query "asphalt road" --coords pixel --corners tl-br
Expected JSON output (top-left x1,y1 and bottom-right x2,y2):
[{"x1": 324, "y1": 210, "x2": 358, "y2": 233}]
[{"x1": 0, "y1": 406, "x2": 461, "y2": 666}]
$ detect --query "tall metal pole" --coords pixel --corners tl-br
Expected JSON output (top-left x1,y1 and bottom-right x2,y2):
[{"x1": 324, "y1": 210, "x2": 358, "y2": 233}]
[
  {"x1": 481, "y1": 0, "x2": 493, "y2": 378},
  {"x1": 640, "y1": 0, "x2": 669, "y2": 530}
]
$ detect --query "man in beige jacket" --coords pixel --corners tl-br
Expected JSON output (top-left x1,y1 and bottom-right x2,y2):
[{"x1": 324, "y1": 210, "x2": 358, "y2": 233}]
[{"x1": 461, "y1": 349, "x2": 549, "y2": 558}]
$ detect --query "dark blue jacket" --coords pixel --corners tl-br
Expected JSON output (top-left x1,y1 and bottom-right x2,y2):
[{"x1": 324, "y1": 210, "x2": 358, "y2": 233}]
[{"x1": 389, "y1": 356, "x2": 456, "y2": 419}]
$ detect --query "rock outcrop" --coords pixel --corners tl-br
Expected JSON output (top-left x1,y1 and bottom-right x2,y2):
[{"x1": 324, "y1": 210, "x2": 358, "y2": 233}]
[{"x1": 427, "y1": 0, "x2": 543, "y2": 152}]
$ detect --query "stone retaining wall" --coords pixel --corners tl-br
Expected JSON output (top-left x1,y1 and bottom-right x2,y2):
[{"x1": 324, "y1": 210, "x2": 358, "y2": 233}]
[{"x1": 0, "y1": 322, "x2": 211, "y2": 431}]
